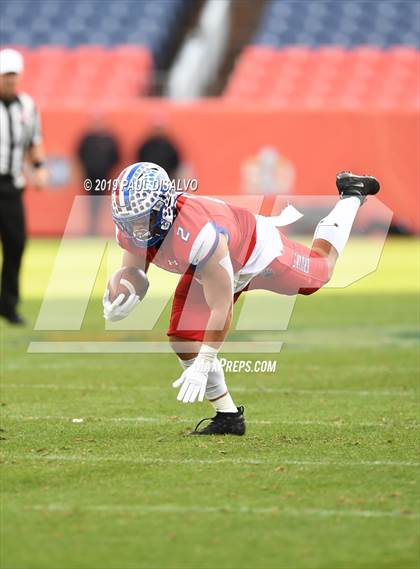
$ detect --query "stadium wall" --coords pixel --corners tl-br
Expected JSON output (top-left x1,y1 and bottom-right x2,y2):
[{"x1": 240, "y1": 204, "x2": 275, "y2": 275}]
[{"x1": 25, "y1": 100, "x2": 419, "y2": 235}]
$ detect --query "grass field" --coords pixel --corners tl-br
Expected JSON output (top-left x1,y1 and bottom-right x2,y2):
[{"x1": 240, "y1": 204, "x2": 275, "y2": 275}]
[{"x1": 1, "y1": 237, "x2": 419, "y2": 569}]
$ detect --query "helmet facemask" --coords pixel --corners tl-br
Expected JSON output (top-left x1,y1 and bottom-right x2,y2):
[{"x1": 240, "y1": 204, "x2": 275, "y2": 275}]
[{"x1": 114, "y1": 201, "x2": 169, "y2": 248}]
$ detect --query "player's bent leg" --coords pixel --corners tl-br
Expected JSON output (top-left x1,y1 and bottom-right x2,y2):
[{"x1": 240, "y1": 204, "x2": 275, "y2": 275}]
[
  {"x1": 168, "y1": 278, "x2": 245, "y2": 435},
  {"x1": 167, "y1": 271, "x2": 209, "y2": 358},
  {"x1": 170, "y1": 334, "x2": 246, "y2": 435}
]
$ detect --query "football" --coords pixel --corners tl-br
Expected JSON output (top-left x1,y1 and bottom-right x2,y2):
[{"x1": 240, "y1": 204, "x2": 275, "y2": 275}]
[{"x1": 107, "y1": 266, "x2": 149, "y2": 303}]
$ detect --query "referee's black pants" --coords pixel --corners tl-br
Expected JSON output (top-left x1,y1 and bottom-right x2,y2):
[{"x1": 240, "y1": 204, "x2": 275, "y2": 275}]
[{"x1": 0, "y1": 176, "x2": 26, "y2": 317}]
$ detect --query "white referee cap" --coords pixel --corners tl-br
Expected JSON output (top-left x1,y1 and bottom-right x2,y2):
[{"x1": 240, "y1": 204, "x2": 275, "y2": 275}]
[{"x1": 0, "y1": 49, "x2": 24, "y2": 75}]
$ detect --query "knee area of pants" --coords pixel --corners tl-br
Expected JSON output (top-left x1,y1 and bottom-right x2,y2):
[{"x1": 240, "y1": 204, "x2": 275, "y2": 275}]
[
  {"x1": 299, "y1": 284, "x2": 327, "y2": 296},
  {"x1": 169, "y1": 337, "x2": 198, "y2": 360},
  {"x1": 299, "y1": 287, "x2": 318, "y2": 296}
]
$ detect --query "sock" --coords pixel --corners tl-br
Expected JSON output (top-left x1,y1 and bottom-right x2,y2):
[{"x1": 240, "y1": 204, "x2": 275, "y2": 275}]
[
  {"x1": 207, "y1": 360, "x2": 237, "y2": 412},
  {"x1": 313, "y1": 196, "x2": 360, "y2": 255},
  {"x1": 210, "y1": 391, "x2": 238, "y2": 413},
  {"x1": 178, "y1": 356, "x2": 196, "y2": 370}
]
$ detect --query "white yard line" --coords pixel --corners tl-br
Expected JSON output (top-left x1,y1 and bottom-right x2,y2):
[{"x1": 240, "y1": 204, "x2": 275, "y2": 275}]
[
  {"x1": 28, "y1": 503, "x2": 419, "y2": 519},
  {"x1": 231, "y1": 387, "x2": 418, "y2": 397},
  {"x1": 3, "y1": 414, "x2": 419, "y2": 429},
  {"x1": 1, "y1": 383, "x2": 416, "y2": 397},
  {"x1": 1, "y1": 383, "x2": 120, "y2": 391},
  {"x1": 7, "y1": 454, "x2": 419, "y2": 468}
]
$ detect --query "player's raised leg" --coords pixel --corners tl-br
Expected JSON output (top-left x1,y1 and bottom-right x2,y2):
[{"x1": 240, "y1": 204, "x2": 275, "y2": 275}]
[
  {"x1": 248, "y1": 172, "x2": 380, "y2": 297},
  {"x1": 311, "y1": 171, "x2": 380, "y2": 278}
]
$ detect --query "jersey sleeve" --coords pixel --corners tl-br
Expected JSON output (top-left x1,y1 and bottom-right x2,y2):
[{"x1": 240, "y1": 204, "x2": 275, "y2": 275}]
[
  {"x1": 188, "y1": 221, "x2": 219, "y2": 267},
  {"x1": 172, "y1": 197, "x2": 221, "y2": 269}
]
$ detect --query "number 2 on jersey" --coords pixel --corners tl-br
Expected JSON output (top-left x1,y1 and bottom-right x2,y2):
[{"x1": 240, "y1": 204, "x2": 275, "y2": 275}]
[{"x1": 177, "y1": 226, "x2": 190, "y2": 242}]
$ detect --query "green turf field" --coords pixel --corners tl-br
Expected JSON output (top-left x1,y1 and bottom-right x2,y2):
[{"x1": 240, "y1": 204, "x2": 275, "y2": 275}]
[{"x1": 1, "y1": 237, "x2": 419, "y2": 569}]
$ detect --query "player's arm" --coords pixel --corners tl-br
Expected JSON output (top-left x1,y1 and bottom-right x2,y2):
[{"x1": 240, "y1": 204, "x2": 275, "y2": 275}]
[
  {"x1": 199, "y1": 234, "x2": 233, "y2": 349},
  {"x1": 103, "y1": 244, "x2": 150, "y2": 322},
  {"x1": 122, "y1": 250, "x2": 150, "y2": 274}
]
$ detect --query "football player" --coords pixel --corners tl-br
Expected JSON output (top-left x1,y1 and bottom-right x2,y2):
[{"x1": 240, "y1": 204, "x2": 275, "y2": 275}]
[{"x1": 104, "y1": 162, "x2": 380, "y2": 435}]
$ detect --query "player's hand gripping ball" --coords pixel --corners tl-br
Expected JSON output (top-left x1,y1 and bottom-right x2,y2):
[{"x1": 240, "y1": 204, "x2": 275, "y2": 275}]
[{"x1": 103, "y1": 266, "x2": 149, "y2": 321}]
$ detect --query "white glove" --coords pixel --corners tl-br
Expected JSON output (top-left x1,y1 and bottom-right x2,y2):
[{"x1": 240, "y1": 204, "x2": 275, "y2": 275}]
[
  {"x1": 172, "y1": 345, "x2": 218, "y2": 403},
  {"x1": 172, "y1": 364, "x2": 209, "y2": 403},
  {"x1": 103, "y1": 289, "x2": 139, "y2": 322}
]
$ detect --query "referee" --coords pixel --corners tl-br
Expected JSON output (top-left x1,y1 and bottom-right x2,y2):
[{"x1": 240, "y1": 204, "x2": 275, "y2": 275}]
[{"x1": 0, "y1": 49, "x2": 47, "y2": 325}]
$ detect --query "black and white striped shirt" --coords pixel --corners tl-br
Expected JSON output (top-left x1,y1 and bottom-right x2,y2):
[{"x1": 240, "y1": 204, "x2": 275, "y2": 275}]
[{"x1": 0, "y1": 92, "x2": 42, "y2": 188}]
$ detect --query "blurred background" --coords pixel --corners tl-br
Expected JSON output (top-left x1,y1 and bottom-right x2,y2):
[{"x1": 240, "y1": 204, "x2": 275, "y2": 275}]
[{"x1": 1, "y1": 0, "x2": 419, "y2": 236}]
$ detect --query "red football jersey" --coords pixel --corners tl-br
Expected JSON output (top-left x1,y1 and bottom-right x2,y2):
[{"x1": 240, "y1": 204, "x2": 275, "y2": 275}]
[{"x1": 116, "y1": 194, "x2": 258, "y2": 275}]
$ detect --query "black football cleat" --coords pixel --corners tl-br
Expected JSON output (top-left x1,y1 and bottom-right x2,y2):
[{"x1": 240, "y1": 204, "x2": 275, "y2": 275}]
[
  {"x1": 190, "y1": 406, "x2": 246, "y2": 436},
  {"x1": 336, "y1": 171, "x2": 380, "y2": 204}
]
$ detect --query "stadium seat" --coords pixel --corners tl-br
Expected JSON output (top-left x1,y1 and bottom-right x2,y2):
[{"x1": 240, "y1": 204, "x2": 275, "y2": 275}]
[
  {"x1": 225, "y1": 1, "x2": 420, "y2": 109},
  {"x1": 253, "y1": 0, "x2": 420, "y2": 49},
  {"x1": 1, "y1": 0, "x2": 192, "y2": 105},
  {"x1": 1, "y1": 0, "x2": 190, "y2": 66},
  {"x1": 226, "y1": 45, "x2": 420, "y2": 109},
  {"x1": 16, "y1": 46, "x2": 153, "y2": 107}
]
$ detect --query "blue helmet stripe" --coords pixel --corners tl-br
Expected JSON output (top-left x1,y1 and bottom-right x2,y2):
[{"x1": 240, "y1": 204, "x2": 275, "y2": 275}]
[{"x1": 123, "y1": 162, "x2": 141, "y2": 208}]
